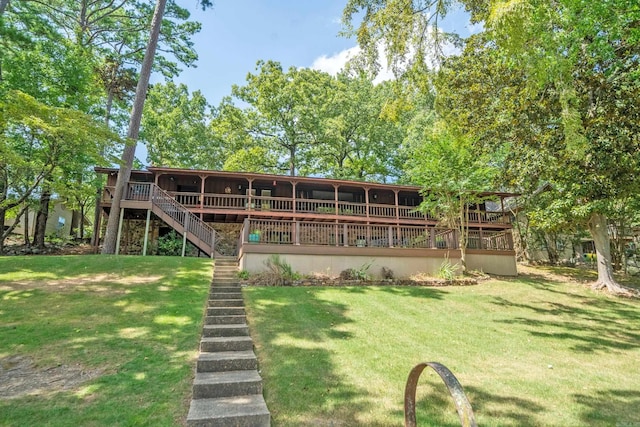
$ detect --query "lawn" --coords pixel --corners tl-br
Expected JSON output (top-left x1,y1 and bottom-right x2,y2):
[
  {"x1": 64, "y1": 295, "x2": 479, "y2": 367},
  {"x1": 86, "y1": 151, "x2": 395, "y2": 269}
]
[
  {"x1": 243, "y1": 266, "x2": 640, "y2": 426},
  {"x1": 0, "y1": 255, "x2": 212, "y2": 427}
]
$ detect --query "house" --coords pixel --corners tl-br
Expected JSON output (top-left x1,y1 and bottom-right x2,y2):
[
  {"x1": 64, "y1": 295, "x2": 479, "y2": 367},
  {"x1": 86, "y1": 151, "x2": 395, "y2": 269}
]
[{"x1": 95, "y1": 167, "x2": 517, "y2": 277}]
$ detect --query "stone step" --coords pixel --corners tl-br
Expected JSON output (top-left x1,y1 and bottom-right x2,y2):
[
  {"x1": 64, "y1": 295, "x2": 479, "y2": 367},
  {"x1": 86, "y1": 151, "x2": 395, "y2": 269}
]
[
  {"x1": 197, "y1": 350, "x2": 257, "y2": 372},
  {"x1": 209, "y1": 286, "x2": 241, "y2": 292},
  {"x1": 187, "y1": 395, "x2": 270, "y2": 427},
  {"x1": 192, "y1": 370, "x2": 262, "y2": 399},
  {"x1": 212, "y1": 278, "x2": 239, "y2": 283},
  {"x1": 210, "y1": 292, "x2": 243, "y2": 299},
  {"x1": 208, "y1": 299, "x2": 244, "y2": 307},
  {"x1": 207, "y1": 307, "x2": 245, "y2": 316},
  {"x1": 205, "y1": 315, "x2": 247, "y2": 325},
  {"x1": 203, "y1": 324, "x2": 249, "y2": 337},
  {"x1": 201, "y1": 336, "x2": 253, "y2": 352}
]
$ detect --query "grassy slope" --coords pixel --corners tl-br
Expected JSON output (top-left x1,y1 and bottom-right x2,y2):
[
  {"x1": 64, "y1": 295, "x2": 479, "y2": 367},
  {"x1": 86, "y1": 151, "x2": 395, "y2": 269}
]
[
  {"x1": 0, "y1": 255, "x2": 212, "y2": 427},
  {"x1": 244, "y1": 269, "x2": 640, "y2": 426}
]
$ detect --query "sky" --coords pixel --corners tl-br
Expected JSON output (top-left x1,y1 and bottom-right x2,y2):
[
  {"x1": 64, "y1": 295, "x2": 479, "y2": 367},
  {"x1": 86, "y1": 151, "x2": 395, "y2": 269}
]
[
  {"x1": 171, "y1": 0, "x2": 359, "y2": 105},
  {"x1": 139, "y1": 0, "x2": 478, "y2": 162}
]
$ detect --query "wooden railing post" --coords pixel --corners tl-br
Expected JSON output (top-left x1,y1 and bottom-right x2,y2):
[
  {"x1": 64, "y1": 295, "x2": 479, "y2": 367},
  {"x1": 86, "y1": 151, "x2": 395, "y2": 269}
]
[
  {"x1": 343, "y1": 223, "x2": 348, "y2": 246},
  {"x1": 211, "y1": 228, "x2": 216, "y2": 259},
  {"x1": 242, "y1": 218, "x2": 250, "y2": 244},
  {"x1": 294, "y1": 220, "x2": 300, "y2": 245},
  {"x1": 388, "y1": 226, "x2": 394, "y2": 248}
]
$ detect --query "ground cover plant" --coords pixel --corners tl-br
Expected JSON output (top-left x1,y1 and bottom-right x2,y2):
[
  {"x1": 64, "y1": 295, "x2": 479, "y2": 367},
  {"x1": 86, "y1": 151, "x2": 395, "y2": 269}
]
[
  {"x1": 0, "y1": 255, "x2": 212, "y2": 426},
  {"x1": 244, "y1": 266, "x2": 640, "y2": 426}
]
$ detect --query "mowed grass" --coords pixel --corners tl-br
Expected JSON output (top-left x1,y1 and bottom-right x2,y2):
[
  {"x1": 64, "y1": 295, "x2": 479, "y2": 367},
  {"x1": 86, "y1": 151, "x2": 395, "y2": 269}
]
[
  {"x1": 0, "y1": 255, "x2": 212, "y2": 426},
  {"x1": 244, "y1": 268, "x2": 640, "y2": 426}
]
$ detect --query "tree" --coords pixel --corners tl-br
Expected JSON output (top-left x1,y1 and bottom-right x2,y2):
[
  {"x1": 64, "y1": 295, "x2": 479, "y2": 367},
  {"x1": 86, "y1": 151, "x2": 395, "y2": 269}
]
[
  {"x1": 343, "y1": 0, "x2": 640, "y2": 295},
  {"x1": 141, "y1": 82, "x2": 219, "y2": 169},
  {"x1": 0, "y1": 91, "x2": 115, "y2": 252},
  {"x1": 101, "y1": 0, "x2": 213, "y2": 255},
  {"x1": 406, "y1": 124, "x2": 498, "y2": 272},
  {"x1": 226, "y1": 60, "x2": 332, "y2": 176}
]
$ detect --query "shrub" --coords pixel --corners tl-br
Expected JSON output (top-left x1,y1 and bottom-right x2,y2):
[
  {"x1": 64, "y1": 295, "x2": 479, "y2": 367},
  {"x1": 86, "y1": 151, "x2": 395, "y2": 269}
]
[
  {"x1": 381, "y1": 266, "x2": 394, "y2": 280},
  {"x1": 157, "y1": 231, "x2": 183, "y2": 256},
  {"x1": 237, "y1": 270, "x2": 250, "y2": 280},
  {"x1": 436, "y1": 256, "x2": 458, "y2": 280},
  {"x1": 263, "y1": 254, "x2": 300, "y2": 285},
  {"x1": 340, "y1": 259, "x2": 375, "y2": 281}
]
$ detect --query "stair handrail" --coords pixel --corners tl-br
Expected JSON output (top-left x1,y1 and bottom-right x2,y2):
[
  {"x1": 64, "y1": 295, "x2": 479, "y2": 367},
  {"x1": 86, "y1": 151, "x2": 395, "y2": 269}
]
[
  {"x1": 130, "y1": 182, "x2": 216, "y2": 255},
  {"x1": 404, "y1": 362, "x2": 476, "y2": 427}
]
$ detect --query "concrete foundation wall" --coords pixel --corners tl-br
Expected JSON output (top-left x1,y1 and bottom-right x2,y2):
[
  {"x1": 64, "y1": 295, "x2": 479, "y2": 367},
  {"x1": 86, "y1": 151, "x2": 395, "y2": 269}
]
[
  {"x1": 239, "y1": 245, "x2": 517, "y2": 278},
  {"x1": 466, "y1": 251, "x2": 518, "y2": 276}
]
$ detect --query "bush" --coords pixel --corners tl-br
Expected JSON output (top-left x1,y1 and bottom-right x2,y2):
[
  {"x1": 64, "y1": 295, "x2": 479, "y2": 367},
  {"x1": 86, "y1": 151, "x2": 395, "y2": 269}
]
[
  {"x1": 157, "y1": 231, "x2": 183, "y2": 256},
  {"x1": 340, "y1": 259, "x2": 375, "y2": 281},
  {"x1": 381, "y1": 266, "x2": 394, "y2": 280},
  {"x1": 263, "y1": 254, "x2": 300, "y2": 285},
  {"x1": 237, "y1": 270, "x2": 250, "y2": 280},
  {"x1": 436, "y1": 256, "x2": 457, "y2": 280}
]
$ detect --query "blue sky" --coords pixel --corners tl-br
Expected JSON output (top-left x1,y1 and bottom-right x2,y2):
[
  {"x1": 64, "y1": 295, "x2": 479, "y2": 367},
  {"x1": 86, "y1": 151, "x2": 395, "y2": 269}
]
[{"x1": 172, "y1": 0, "x2": 358, "y2": 106}]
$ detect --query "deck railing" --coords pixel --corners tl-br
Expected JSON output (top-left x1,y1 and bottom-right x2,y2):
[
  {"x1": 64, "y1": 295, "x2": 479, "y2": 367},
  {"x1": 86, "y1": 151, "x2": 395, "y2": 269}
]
[
  {"x1": 241, "y1": 219, "x2": 513, "y2": 251},
  {"x1": 103, "y1": 186, "x2": 510, "y2": 225}
]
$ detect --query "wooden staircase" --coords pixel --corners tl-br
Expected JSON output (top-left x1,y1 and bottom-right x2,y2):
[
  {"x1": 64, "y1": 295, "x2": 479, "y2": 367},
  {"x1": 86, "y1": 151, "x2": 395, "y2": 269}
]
[
  {"x1": 126, "y1": 183, "x2": 218, "y2": 257},
  {"x1": 186, "y1": 258, "x2": 270, "y2": 426}
]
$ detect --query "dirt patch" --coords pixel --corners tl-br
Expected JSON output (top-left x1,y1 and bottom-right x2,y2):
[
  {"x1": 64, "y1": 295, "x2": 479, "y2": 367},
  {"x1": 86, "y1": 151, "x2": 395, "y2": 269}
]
[
  {"x1": 0, "y1": 274, "x2": 164, "y2": 293},
  {"x1": 0, "y1": 355, "x2": 104, "y2": 399}
]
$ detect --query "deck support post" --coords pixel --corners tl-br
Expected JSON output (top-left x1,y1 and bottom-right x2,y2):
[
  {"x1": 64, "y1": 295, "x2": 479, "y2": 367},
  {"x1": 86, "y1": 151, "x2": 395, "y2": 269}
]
[
  {"x1": 343, "y1": 223, "x2": 348, "y2": 246},
  {"x1": 242, "y1": 218, "x2": 250, "y2": 244},
  {"x1": 211, "y1": 228, "x2": 216, "y2": 259},
  {"x1": 182, "y1": 215, "x2": 189, "y2": 257},
  {"x1": 429, "y1": 227, "x2": 436, "y2": 248},
  {"x1": 389, "y1": 226, "x2": 394, "y2": 248},
  {"x1": 142, "y1": 209, "x2": 151, "y2": 256},
  {"x1": 115, "y1": 208, "x2": 124, "y2": 255},
  {"x1": 294, "y1": 220, "x2": 300, "y2": 245}
]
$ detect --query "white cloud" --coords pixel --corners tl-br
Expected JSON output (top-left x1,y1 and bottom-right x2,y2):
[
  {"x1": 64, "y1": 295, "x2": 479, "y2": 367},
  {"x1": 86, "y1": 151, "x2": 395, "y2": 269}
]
[
  {"x1": 311, "y1": 44, "x2": 395, "y2": 84},
  {"x1": 311, "y1": 46, "x2": 360, "y2": 76}
]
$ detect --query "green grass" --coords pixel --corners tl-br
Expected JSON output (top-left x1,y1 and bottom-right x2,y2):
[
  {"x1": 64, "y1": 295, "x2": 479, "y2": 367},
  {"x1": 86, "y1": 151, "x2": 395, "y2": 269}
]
[
  {"x1": 0, "y1": 255, "x2": 212, "y2": 427},
  {"x1": 243, "y1": 267, "x2": 640, "y2": 426}
]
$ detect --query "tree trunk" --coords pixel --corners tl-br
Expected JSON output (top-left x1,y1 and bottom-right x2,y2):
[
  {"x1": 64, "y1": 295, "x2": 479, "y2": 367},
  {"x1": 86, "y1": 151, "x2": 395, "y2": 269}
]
[
  {"x1": 588, "y1": 212, "x2": 632, "y2": 295},
  {"x1": 23, "y1": 205, "x2": 29, "y2": 245},
  {"x1": 33, "y1": 190, "x2": 51, "y2": 250},
  {"x1": 0, "y1": 210, "x2": 5, "y2": 254},
  {"x1": 102, "y1": 0, "x2": 167, "y2": 254},
  {"x1": 0, "y1": 0, "x2": 9, "y2": 15}
]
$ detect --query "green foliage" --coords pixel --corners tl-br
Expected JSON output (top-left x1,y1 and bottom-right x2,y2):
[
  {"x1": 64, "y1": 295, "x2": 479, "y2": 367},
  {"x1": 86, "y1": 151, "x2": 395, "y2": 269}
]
[
  {"x1": 156, "y1": 230, "x2": 183, "y2": 256},
  {"x1": 340, "y1": 259, "x2": 375, "y2": 281},
  {"x1": 141, "y1": 82, "x2": 219, "y2": 169},
  {"x1": 237, "y1": 269, "x2": 250, "y2": 280},
  {"x1": 212, "y1": 62, "x2": 407, "y2": 181},
  {"x1": 436, "y1": 255, "x2": 458, "y2": 280},
  {"x1": 264, "y1": 254, "x2": 300, "y2": 284}
]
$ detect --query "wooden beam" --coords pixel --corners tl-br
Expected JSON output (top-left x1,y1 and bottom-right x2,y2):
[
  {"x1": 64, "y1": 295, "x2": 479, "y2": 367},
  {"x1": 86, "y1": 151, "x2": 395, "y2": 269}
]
[{"x1": 142, "y1": 209, "x2": 151, "y2": 256}]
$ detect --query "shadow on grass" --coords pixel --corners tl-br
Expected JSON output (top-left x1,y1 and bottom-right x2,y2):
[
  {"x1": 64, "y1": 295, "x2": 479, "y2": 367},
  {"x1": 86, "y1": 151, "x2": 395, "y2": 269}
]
[
  {"x1": 246, "y1": 286, "x2": 444, "y2": 426},
  {"x1": 491, "y1": 277, "x2": 640, "y2": 353},
  {"x1": 573, "y1": 388, "x2": 640, "y2": 426},
  {"x1": 0, "y1": 257, "x2": 212, "y2": 426}
]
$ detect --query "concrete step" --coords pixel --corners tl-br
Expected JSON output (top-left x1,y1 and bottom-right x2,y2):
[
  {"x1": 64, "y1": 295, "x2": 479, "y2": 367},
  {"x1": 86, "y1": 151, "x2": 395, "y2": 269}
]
[
  {"x1": 212, "y1": 278, "x2": 239, "y2": 284},
  {"x1": 197, "y1": 350, "x2": 257, "y2": 372},
  {"x1": 203, "y1": 324, "x2": 249, "y2": 337},
  {"x1": 192, "y1": 370, "x2": 262, "y2": 399},
  {"x1": 208, "y1": 299, "x2": 244, "y2": 307},
  {"x1": 209, "y1": 286, "x2": 241, "y2": 292},
  {"x1": 210, "y1": 292, "x2": 243, "y2": 299},
  {"x1": 187, "y1": 395, "x2": 270, "y2": 427},
  {"x1": 205, "y1": 315, "x2": 247, "y2": 325},
  {"x1": 207, "y1": 307, "x2": 245, "y2": 316},
  {"x1": 201, "y1": 336, "x2": 253, "y2": 352}
]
